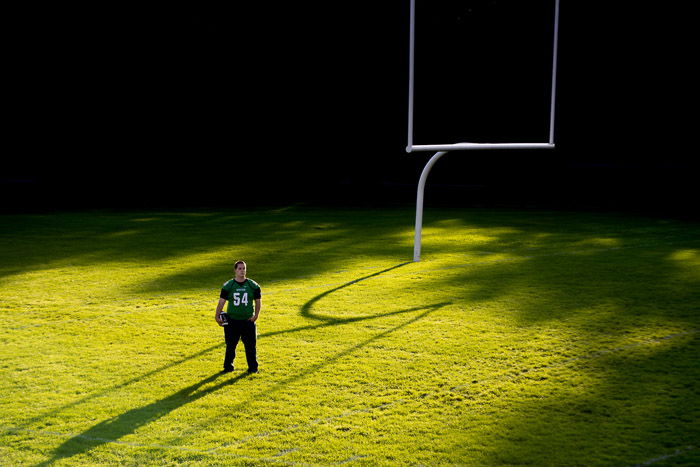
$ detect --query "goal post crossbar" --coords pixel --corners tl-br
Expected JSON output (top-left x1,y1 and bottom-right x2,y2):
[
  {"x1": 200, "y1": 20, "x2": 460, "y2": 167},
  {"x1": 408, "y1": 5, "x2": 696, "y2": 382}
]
[{"x1": 408, "y1": 142, "x2": 555, "y2": 153}]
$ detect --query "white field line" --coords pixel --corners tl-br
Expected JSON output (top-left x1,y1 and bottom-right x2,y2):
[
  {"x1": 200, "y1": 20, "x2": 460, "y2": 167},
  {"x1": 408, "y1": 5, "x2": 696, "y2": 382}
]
[
  {"x1": 211, "y1": 401, "x2": 402, "y2": 452},
  {"x1": 0, "y1": 425, "x2": 311, "y2": 467},
  {"x1": 1, "y1": 328, "x2": 696, "y2": 463},
  {"x1": 335, "y1": 455, "x2": 368, "y2": 464},
  {"x1": 632, "y1": 445, "x2": 697, "y2": 466}
]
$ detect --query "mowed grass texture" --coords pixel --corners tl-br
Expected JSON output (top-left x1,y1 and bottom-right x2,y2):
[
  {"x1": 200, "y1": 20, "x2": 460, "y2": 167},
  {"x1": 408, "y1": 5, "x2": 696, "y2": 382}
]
[{"x1": 1, "y1": 207, "x2": 698, "y2": 465}]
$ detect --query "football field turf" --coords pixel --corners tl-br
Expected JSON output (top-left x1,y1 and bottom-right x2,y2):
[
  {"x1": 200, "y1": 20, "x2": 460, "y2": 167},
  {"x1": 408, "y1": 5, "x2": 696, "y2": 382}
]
[{"x1": 1, "y1": 206, "x2": 698, "y2": 465}]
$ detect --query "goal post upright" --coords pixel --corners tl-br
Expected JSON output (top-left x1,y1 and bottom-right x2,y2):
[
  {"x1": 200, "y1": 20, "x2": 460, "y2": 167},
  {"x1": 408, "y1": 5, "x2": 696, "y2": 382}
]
[
  {"x1": 406, "y1": 0, "x2": 416, "y2": 152},
  {"x1": 549, "y1": 0, "x2": 561, "y2": 145},
  {"x1": 407, "y1": 0, "x2": 561, "y2": 262}
]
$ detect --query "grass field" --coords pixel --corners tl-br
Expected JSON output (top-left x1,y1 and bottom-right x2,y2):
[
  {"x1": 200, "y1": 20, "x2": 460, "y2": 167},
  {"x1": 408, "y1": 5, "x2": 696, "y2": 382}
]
[{"x1": 1, "y1": 206, "x2": 698, "y2": 466}]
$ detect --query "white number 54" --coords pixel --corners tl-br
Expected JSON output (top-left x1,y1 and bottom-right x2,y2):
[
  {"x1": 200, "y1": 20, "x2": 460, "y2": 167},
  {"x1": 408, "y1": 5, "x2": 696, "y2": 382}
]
[{"x1": 232, "y1": 292, "x2": 249, "y2": 306}]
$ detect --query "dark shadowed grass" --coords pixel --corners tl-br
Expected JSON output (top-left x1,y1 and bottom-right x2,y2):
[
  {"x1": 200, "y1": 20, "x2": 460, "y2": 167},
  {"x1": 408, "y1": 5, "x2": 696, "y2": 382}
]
[{"x1": 1, "y1": 206, "x2": 698, "y2": 465}]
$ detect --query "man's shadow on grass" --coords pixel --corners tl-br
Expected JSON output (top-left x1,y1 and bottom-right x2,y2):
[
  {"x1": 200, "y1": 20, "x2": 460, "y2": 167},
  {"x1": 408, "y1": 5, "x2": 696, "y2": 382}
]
[{"x1": 36, "y1": 372, "x2": 249, "y2": 466}]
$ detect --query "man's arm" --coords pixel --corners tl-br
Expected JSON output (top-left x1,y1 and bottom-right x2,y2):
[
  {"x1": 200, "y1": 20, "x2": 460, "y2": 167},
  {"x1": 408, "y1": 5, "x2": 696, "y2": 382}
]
[
  {"x1": 215, "y1": 298, "x2": 226, "y2": 325},
  {"x1": 249, "y1": 298, "x2": 261, "y2": 322}
]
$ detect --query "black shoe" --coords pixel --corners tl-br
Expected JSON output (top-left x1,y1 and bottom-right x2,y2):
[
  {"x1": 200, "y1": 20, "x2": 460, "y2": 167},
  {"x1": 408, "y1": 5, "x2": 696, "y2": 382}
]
[
  {"x1": 247, "y1": 368, "x2": 258, "y2": 374},
  {"x1": 222, "y1": 368, "x2": 234, "y2": 374}
]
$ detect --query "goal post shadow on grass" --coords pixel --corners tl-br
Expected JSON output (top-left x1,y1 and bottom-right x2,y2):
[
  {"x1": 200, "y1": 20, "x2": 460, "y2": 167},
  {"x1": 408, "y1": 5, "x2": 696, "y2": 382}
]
[
  {"x1": 407, "y1": 0, "x2": 561, "y2": 261},
  {"x1": 299, "y1": 261, "x2": 412, "y2": 322}
]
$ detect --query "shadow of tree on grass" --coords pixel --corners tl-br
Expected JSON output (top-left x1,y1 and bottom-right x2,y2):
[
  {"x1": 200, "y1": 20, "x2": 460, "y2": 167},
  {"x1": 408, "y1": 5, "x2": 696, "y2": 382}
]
[{"x1": 9, "y1": 208, "x2": 697, "y2": 464}]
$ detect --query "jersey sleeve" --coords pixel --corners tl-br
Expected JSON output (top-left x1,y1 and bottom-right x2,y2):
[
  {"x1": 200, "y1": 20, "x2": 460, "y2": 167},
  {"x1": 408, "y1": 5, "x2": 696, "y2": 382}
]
[
  {"x1": 220, "y1": 280, "x2": 232, "y2": 300},
  {"x1": 249, "y1": 279, "x2": 261, "y2": 299}
]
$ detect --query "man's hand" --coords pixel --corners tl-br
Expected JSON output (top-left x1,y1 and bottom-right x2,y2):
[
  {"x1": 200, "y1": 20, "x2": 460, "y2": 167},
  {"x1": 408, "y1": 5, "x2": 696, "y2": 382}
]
[
  {"x1": 215, "y1": 298, "x2": 227, "y2": 326},
  {"x1": 249, "y1": 299, "x2": 261, "y2": 323}
]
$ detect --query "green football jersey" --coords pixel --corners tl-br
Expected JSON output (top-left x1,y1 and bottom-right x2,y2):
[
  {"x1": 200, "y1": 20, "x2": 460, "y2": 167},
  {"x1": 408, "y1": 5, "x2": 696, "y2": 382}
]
[{"x1": 220, "y1": 278, "x2": 261, "y2": 320}]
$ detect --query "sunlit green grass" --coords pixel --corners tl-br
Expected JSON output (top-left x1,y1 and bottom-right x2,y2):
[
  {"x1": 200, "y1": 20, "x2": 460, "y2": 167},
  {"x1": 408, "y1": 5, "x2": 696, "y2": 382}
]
[{"x1": 1, "y1": 206, "x2": 699, "y2": 465}]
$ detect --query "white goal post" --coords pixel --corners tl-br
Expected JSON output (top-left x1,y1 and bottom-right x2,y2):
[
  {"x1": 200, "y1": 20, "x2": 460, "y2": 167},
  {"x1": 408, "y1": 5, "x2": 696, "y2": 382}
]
[{"x1": 408, "y1": 0, "x2": 561, "y2": 261}]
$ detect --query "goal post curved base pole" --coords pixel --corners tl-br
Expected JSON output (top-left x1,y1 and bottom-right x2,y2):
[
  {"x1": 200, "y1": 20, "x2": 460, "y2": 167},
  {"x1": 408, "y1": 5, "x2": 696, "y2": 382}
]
[{"x1": 413, "y1": 151, "x2": 449, "y2": 262}]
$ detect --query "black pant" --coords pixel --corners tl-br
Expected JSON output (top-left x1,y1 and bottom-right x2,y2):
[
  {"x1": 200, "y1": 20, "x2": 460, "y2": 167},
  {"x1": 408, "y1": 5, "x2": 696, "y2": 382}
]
[{"x1": 223, "y1": 319, "x2": 258, "y2": 372}]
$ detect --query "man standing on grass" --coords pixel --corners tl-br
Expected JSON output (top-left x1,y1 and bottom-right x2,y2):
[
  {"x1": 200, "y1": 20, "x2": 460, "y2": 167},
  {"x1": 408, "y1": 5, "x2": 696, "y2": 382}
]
[{"x1": 215, "y1": 260, "x2": 261, "y2": 374}]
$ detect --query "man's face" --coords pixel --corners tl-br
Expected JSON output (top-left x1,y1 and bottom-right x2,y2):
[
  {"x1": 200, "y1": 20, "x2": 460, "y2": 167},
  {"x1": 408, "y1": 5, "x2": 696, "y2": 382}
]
[{"x1": 235, "y1": 263, "x2": 246, "y2": 278}]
